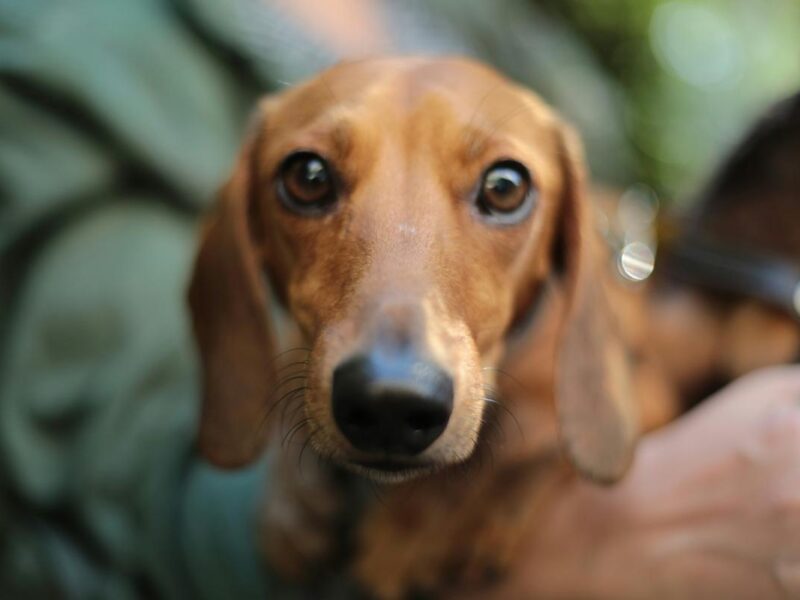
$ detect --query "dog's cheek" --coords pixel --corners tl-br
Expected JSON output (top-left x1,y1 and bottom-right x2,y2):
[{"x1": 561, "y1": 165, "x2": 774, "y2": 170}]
[
  {"x1": 424, "y1": 306, "x2": 485, "y2": 463},
  {"x1": 302, "y1": 322, "x2": 361, "y2": 461},
  {"x1": 285, "y1": 259, "x2": 347, "y2": 340},
  {"x1": 455, "y1": 257, "x2": 519, "y2": 356}
]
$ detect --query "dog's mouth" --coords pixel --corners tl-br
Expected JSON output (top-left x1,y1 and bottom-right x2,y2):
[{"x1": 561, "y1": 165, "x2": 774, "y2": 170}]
[{"x1": 347, "y1": 458, "x2": 439, "y2": 483}]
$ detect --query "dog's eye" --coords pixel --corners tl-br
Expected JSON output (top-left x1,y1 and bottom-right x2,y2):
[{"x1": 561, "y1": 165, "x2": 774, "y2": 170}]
[
  {"x1": 277, "y1": 151, "x2": 336, "y2": 213},
  {"x1": 477, "y1": 161, "x2": 535, "y2": 223}
]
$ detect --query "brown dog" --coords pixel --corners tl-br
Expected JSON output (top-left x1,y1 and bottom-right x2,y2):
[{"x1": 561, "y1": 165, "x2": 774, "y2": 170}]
[{"x1": 187, "y1": 57, "x2": 797, "y2": 598}]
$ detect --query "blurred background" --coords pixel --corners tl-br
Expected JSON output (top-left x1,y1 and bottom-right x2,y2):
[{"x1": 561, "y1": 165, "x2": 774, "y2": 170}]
[{"x1": 1, "y1": 0, "x2": 798, "y2": 598}]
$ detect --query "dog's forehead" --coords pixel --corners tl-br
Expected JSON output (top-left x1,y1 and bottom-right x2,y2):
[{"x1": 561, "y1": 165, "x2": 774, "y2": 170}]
[
  {"x1": 298, "y1": 57, "x2": 506, "y2": 96},
  {"x1": 267, "y1": 57, "x2": 554, "y2": 134},
  {"x1": 324, "y1": 57, "x2": 515, "y2": 102}
]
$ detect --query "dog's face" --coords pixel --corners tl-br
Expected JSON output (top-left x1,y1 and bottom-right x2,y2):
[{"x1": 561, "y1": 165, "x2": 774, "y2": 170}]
[
  {"x1": 189, "y1": 57, "x2": 638, "y2": 483},
  {"x1": 255, "y1": 59, "x2": 565, "y2": 478}
]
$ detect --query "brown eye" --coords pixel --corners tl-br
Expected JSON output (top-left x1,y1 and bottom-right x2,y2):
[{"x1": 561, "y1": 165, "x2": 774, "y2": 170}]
[
  {"x1": 477, "y1": 160, "x2": 536, "y2": 224},
  {"x1": 277, "y1": 151, "x2": 336, "y2": 213}
]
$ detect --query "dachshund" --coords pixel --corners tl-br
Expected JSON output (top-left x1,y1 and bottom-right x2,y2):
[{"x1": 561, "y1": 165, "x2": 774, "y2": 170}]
[{"x1": 187, "y1": 57, "x2": 800, "y2": 598}]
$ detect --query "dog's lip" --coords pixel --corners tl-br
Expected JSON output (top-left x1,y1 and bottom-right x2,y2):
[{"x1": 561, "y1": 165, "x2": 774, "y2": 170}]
[
  {"x1": 347, "y1": 458, "x2": 439, "y2": 483},
  {"x1": 354, "y1": 459, "x2": 429, "y2": 473}
]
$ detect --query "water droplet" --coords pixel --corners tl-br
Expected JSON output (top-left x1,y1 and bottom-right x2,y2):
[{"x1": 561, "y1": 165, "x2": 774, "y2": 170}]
[{"x1": 618, "y1": 242, "x2": 655, "y2": 282}]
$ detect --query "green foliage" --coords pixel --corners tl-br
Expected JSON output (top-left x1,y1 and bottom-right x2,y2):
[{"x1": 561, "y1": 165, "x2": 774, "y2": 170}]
[{"x1": 534, "y1": 0, "x2": 800, "y2": 203}]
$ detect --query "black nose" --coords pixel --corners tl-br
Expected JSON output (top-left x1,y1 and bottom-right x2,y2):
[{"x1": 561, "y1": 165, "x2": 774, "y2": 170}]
[{"x1": 332, "y1": 354, "x2": 453, "y2": 456}]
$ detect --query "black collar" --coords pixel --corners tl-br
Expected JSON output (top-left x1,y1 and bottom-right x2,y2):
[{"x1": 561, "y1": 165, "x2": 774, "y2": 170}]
[{"x1": 662, "y1": 235, "x2": 800, "y2": 323}]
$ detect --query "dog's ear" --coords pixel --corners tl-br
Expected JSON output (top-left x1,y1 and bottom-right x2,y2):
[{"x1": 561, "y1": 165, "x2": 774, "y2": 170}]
[
  {"x1": 553, "y1": 123, "x2": 638, "y2": 483},
  {"x1": 188, "y1": 117, "x2": 276, "y2": 468}
]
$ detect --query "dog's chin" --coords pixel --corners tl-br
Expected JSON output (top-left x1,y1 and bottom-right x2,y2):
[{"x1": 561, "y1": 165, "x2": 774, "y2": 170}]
[{"x1": 343, "y1": 459, "x2": 443, "y2": 484}]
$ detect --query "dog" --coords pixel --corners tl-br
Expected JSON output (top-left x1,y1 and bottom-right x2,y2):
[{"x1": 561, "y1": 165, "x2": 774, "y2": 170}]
[{"x1": 187, "y1": 57, "x2": 800, "y2": 598}]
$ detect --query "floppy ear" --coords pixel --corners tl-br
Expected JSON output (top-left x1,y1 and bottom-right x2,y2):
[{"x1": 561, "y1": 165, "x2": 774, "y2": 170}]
[
  {"x1": 553, "y1": 123, "x2": 638, "y2": 483},
  {"x1": 187, "y1": 124, "x2": 276, "y2": 468}
]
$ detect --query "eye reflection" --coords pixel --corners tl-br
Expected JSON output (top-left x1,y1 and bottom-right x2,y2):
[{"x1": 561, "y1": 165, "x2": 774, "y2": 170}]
[
  {"x1": 477, "y1": 160, "x2": 536, "y2": 224},
  {"x1": 277, "y1": 151, "x2": 337, "y2": 213}
]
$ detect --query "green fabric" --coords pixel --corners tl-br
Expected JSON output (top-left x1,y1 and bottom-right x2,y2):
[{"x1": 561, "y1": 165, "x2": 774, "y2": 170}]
[
  {"x1": 0, "y1": 0, "x2": 250, "y2": 205},
  {"x1": 0, "y1": 202, "x2": 200, "y2": 597},
  {"x1": 178, "y1": 456, "x2": 360, "y2": 600},
  {"x1": 0, "y1": 0, "x2": 263, "y2": 596}
]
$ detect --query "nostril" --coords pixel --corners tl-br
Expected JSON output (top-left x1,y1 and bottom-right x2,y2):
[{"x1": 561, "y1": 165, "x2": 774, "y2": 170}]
[
  {"x1": 406, "y1": 408, "x2": 447, "y2": 432},
  {"x1": 347, "y1": 406, "x2": 372, "y2": 430}
]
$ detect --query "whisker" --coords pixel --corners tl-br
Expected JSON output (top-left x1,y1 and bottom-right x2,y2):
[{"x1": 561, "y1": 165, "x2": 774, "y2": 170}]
[
  {"x1": 264, "y1": 347, "x2": 311, "y2": 375},
  {"x1": 314, "y1": 445, "x2": 326, "y2": 476},
  {"x1": 282, "y1": 417, "x2": 312, "y2": 449},
  {"x1": 268, "y1": 347, "x2": 311, "y2": 363},
  {"x1": 253, "y1": 387, "x2": 304, "y2": 444},
  {"x1": 256, "y1": 388, "x2": 308, "y2": 439},
  {"x1": 280, "y1": 390, "x2": 308, "y2": 427},
  {"x1": 274, "y1": 359, "x2": 311, "y2": 374},
  {"x1": 270, "y1": 374, "x2": 309, "y2": 394},
  {"x1": 368, "y1": 480, "x2": 388, "y2": 507},
  {"x1": 268, "y1": 379, "x2": 309, "y2": 404},
  {"x1": 482, "y1": 391, "x2": 524, "y2": 439},
  {"x1": 297, "y1": 426, "x2": 318, "y2": 472},
  {"x1": 481, "y1": 410, "x2": 506, "y2": 444},
  {"x1": 481, "y1": 366, "x2": 528, "y2": 395},
  {"x1": 485, "y1": 436, "x2": 496, "y2": 470},
  {"x1": 261, "y1": 385, "x2": 309, "y2": 424}
]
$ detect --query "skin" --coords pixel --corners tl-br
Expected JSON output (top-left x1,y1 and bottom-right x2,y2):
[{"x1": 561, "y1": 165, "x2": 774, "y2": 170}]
[{"x1": 456, "y1": 366, "x2": 800, "y2": 600}]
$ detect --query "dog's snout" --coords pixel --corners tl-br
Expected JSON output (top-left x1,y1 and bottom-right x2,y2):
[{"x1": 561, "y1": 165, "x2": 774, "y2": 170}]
[{"x1": 332, "y1": 353, "x2": 453, "y2": 456}]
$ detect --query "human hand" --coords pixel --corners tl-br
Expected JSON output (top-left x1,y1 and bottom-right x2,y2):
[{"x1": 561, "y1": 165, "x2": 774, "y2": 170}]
[{"x1": 466, "y1": 366, "x2": 800, "y2": 599}]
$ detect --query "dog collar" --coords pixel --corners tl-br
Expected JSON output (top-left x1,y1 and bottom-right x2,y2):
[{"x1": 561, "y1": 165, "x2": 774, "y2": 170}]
[
  {"x1": 598, "y1": 185, "x2": 800, "y2": 322},
  {"x1": 662, "y1": 235, "x2": 800, "y2": 322}
]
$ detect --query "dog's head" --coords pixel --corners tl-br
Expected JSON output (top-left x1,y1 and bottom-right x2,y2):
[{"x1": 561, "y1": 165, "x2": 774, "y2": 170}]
[{"x1": 189, "y1": 57, "x2": 637, "y2": 483}]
